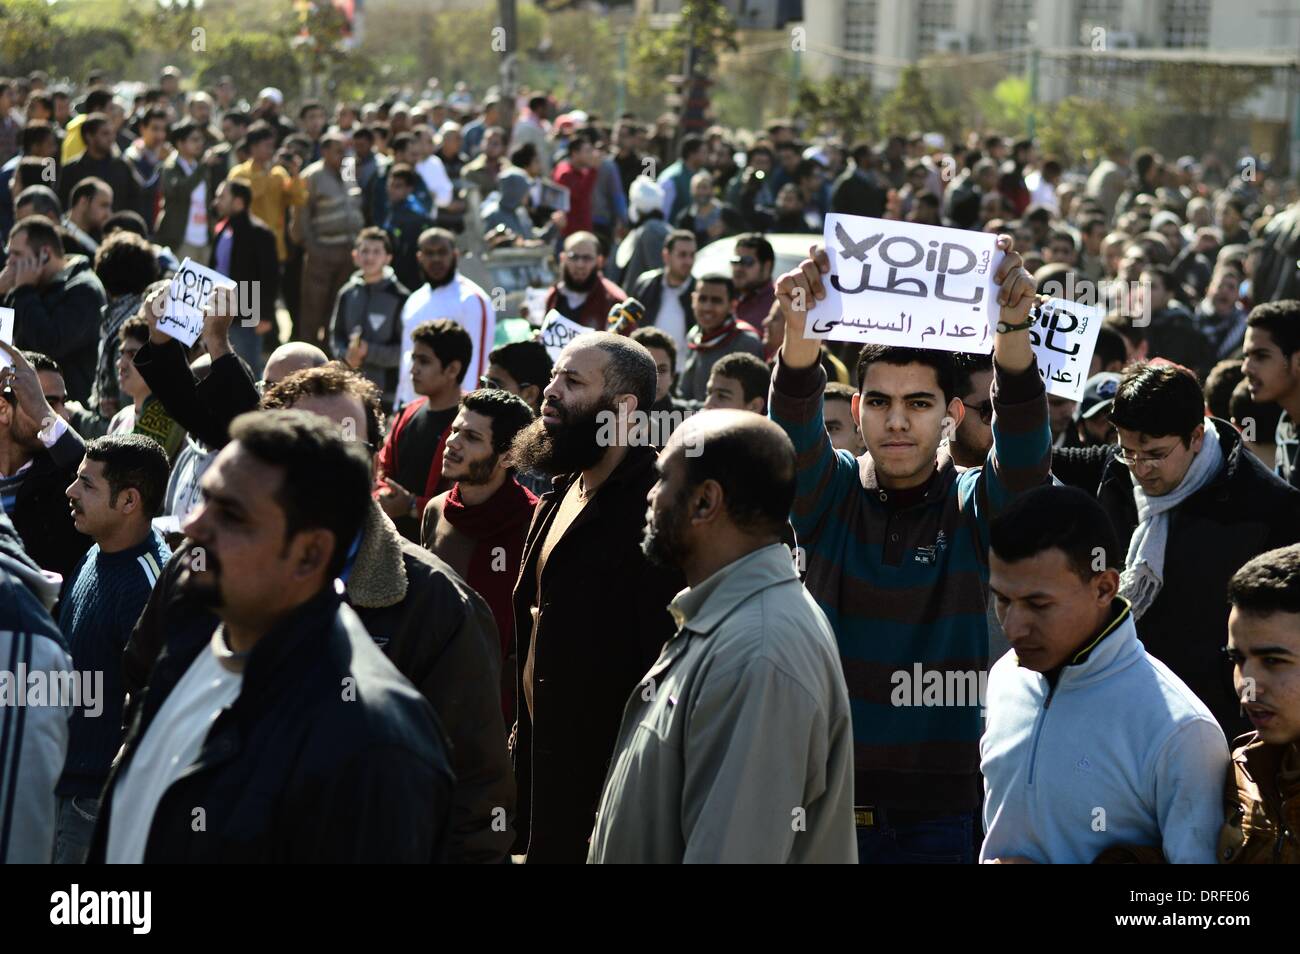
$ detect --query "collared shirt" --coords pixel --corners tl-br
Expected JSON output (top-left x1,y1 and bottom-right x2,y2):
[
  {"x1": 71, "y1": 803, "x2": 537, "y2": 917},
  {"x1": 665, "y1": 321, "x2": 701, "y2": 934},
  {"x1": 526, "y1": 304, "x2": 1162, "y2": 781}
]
[{"x1": 588, "y1": 543, "x2": 856, "y2": 863}]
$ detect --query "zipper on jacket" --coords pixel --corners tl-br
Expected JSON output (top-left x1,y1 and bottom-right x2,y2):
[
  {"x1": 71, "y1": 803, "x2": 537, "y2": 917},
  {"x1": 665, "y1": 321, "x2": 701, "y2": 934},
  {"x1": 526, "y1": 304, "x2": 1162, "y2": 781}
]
[{"x1": 1026, "y1": 682, "x2": 1056, "y2": 787}]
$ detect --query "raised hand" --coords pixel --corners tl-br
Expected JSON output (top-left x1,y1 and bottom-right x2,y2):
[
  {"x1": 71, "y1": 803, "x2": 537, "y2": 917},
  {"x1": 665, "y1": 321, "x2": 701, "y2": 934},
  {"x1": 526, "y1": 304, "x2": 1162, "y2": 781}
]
[{"x1": 774, "y1": 243, "x2": 830, "y2": 370}]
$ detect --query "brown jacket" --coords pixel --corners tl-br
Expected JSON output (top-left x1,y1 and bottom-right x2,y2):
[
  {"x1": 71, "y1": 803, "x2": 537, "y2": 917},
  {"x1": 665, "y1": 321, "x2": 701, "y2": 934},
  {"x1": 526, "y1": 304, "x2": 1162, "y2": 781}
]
[
  {"x1": 1218, "y1": 733, "x2": 1300, "y2": 863},
  {"x1": 510, "y1": 445, "x2": 684, "y2": 863}
]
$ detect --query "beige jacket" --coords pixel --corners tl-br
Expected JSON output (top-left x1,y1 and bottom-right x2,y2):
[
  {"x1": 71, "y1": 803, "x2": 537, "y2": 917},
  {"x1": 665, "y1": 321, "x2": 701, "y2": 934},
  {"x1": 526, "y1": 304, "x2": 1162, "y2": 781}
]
[{"x1": 587, "y1": 543, "x2": 857, "y2": 863}]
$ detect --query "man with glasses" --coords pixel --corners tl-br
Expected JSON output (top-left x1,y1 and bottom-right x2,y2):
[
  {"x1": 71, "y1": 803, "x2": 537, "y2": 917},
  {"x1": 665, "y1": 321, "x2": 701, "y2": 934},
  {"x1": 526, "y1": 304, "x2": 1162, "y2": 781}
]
[
  {"x1": 730, "y1": 233, "x2": 776, "y2": 332},
  {"x1": 949, "y1": 352, "x2": 995, "y2": 468},
  {"x1": 1053, "y1": 362, "x2": 1300, "y2": 737},
  {"x1": 542, "y1": 230, "x2": 627, "y2": 331}
]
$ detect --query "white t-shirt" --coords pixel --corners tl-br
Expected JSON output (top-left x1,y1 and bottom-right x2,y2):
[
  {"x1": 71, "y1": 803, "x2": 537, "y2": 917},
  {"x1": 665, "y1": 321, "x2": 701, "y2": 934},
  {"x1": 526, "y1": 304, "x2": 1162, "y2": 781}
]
[
  {"x1": 106, "y1": 632, "x2": 244, "y2": 864},
  {"x1": 394, "y1": 274, "x2": 495, "y2": 411},
  {"x1": 655, "y1": 278, "x2": 689, "y2": 371},
  {"x1": 415, "y1": 154, "x2": 454, "y2": 208},
  {"x1": 180, "y1": 158, "x2": 209, "y2": 246}
]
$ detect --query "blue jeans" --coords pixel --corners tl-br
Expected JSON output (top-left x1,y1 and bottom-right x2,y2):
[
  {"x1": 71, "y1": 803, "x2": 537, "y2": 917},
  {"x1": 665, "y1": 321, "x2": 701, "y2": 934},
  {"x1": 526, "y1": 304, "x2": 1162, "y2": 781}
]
[
  {"x1": 855, "y1": 810, "x2": 977, "y2": 864},
  {"x1": 52, "y1": 794, "x2": 100, "y2": 864},
  {"x1": 229, "y1": 322, "x2": 266, "y2": 380}
]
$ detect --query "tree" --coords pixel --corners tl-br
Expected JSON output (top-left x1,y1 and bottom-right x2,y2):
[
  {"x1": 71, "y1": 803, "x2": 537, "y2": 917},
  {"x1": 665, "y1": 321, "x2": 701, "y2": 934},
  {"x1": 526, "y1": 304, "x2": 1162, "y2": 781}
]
[
  {"x1": 628, "y1": 1, "x2": 738, "y2": 118},
  {"x1": 195, "y1": 33, "x2": 301, "y2": 98},
  {"x1": 878, "y1": 65, "x2": 954, "y2": 141},
  {"x1": 796, "y1": 74, "x2": 875, "y2": 144}
]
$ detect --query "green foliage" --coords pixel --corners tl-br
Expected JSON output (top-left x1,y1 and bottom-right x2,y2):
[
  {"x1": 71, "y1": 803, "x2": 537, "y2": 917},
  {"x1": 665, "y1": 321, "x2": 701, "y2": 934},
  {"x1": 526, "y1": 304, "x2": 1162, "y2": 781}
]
[
  {"x1": 0, "y1": 0, "x2": 55, "y2": 73},
  {"x1": 878, "y1": 65, "x2": 956, "y2": 141},
  {"x1": 973, "y1": 75, "x2": 1030, "y2": 136},
  {"x1": 628, "y1": 1, "x2": 738, "y2": 118},
  {"x1": 194, "y1": 33, "x2": 301, "y2": 97},
  {"x1": 1035, "y1": 95, "x2": 1136, "y2": 164},
  {"x1": 796, "y1": 73, "x2": 875, "y2": 143}
]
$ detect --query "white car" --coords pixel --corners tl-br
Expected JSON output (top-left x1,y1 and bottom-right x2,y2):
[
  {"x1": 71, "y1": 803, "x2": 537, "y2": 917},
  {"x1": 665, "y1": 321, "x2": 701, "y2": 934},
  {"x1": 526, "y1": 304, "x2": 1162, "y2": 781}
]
[{"x1": 691, "y1": 233, "x2": 816, "y2": 282}]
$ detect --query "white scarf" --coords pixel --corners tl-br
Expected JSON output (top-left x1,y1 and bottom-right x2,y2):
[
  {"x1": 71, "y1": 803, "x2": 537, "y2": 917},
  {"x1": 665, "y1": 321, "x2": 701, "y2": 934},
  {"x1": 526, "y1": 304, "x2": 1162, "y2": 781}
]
[{"x1": 1120, "y1": 419, "x2": 1223, "y2": 619}]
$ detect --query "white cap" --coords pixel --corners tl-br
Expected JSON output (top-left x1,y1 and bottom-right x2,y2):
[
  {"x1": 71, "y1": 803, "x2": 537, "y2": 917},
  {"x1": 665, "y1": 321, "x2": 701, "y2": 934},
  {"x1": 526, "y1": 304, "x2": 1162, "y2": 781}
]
[
  {"x1": 258, "y1": 87, "x2": 284, "y2": 106},
  {"x1": 628, "y1": 175, "x2": 665, "y2": 224}
]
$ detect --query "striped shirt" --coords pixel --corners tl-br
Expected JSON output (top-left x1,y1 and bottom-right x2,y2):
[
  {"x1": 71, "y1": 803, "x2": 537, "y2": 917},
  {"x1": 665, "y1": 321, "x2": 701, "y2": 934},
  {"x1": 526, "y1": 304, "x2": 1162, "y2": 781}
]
[
  {"x1": 768, "y1": 355, "x2": 1052, "y2": 815},
  {"x1": 56, "y1": 530, "x2": 172, "y2": 798}
]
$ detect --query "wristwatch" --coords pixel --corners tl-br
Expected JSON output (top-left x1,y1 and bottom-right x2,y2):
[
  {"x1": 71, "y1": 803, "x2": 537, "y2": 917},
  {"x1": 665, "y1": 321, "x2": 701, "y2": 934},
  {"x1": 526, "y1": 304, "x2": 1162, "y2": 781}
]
[{"x1": 996, "y1": 315, "x2": 1036, "y2": 334}]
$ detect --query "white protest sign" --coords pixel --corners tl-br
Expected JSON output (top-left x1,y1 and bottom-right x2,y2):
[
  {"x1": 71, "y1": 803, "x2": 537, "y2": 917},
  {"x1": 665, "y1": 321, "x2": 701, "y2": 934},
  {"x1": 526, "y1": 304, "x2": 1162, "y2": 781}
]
[
  {"x1": 539, "y1": 309, "x2": 596, "y2": 360},
  {"x1": 0, "y1": 307, "x2": 13, "y2": 370},
  {"x1": 157, "y1": 257, "x2": 236, "y2": 347},
  {"x1": 1027, "y1": 297, "x2": 1106, "y2": 402},
  {"x1": 805, "y1": 213, "x2": 1001, "y2": 354},
  {"x1": 523, "y1": 286, "x2": 551, "y2": 324}
]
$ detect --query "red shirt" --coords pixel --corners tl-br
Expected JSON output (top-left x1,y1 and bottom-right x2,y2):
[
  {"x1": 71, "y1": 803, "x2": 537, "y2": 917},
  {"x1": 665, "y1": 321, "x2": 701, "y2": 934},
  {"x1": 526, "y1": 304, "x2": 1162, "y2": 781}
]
[{"x1": 552, "y1": 160, "x2": 598, "y2": 235}]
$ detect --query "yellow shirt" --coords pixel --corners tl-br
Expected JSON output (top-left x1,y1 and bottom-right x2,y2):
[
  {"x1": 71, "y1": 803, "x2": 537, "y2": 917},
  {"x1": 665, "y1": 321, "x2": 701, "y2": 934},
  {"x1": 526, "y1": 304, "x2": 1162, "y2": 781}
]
[
  {"x1": 226, "y1": 159, "x2": 307, "y2": 260},
  {"x1": 61, "y1": 115, "x2": 86, "y2": 164}
]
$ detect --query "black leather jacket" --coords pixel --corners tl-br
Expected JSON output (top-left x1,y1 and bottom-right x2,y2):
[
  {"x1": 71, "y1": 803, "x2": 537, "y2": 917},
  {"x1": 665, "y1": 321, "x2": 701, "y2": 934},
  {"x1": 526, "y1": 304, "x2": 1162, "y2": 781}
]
[{"x1": 89, "y1": 586, "x2": 454, "y2": 863}]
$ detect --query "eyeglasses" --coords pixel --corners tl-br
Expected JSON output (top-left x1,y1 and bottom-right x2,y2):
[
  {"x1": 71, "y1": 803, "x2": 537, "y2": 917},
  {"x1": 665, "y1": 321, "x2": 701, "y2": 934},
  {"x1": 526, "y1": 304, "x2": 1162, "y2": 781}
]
[
  {"x1": 961, "y1": 399, "x2": 993, "y2": 424},
  {"x1": 479, "y1": 375, "x2": 527, "y2": 391},
  {"x1": 565, "y1": 253, "x2": 597, "y2": 263},
  {"x1": 730, "y1": 255, "x2": 757, "y2": 268},
  {"x1": 1114, "y1": 443, "x2": 1179, "y2": 467}
]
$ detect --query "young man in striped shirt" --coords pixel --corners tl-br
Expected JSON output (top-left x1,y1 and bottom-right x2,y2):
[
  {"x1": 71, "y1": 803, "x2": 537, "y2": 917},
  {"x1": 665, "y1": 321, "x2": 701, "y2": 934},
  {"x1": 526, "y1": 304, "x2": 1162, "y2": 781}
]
[
  {"x1": 53, "y1": 434, "x2": 171, "y2": 863},
  {"x1": 769, "y1": 236, "x2": 1050, "y2": 863}
]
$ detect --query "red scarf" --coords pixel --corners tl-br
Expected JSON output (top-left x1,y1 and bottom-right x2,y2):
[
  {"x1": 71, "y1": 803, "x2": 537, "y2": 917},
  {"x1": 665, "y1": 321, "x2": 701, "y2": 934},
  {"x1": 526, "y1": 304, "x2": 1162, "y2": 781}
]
[
  {"x1": 689, "y1": 316, "x2": 759, "y2": 351},
  {"x1": 441, "y1": 477, "x2": 538, "y2": 715}
]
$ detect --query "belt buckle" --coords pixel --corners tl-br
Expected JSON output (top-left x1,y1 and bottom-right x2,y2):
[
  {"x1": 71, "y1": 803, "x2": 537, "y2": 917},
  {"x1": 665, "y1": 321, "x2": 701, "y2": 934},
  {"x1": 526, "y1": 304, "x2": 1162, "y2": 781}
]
[{"x1": 854, "y1": 806, "x2": 875, "y2": 828}]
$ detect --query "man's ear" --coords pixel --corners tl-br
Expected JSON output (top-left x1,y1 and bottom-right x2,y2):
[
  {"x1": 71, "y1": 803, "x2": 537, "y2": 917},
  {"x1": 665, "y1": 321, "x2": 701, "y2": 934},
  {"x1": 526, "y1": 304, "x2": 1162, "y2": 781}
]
[
  {"x1": 496, "y1": 447, "x2": 514, "y2": 476},
  {"x1": 1094, "y1": 567, "x2": 1121, "y2": 606},
  {"x1": 850, "y1": 392, "x2": 861, "y2": 427},
  {"x1": 116, "y1": 487, "x2": 142, "y2": 516},
  {"x1": 746, "y1": 397, "x2": 765, "y2": 415},
  {"x1": 691, "y1": 479, "x2": 724, "y2": 526},
  {"x1": 292, "y1": 528, "x2": 335, "y2": 582},
  {"x1": 945, "y1": 397, "x2": 966, "y2": 439},
  {"x1": 520, "y1": 383, "x2": 541, "y2": 408}
]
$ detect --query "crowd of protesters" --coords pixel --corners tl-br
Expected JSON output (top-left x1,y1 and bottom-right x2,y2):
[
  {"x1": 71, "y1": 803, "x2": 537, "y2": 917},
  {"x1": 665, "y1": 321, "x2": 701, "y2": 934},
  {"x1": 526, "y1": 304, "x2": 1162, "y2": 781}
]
[{"x1": 1, "y1": 58, "x2": 1300, "y2": 865}]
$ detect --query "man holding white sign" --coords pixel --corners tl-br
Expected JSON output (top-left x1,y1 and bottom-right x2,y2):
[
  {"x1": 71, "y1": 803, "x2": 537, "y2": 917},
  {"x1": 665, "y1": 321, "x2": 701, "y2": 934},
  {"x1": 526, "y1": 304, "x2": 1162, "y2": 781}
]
[
  {"x1": 156, "y1": 257, "x2": 237, "y2": 349},
  {"x1": 769, "y1": 227, "x2": 1051, "y2": 864}
]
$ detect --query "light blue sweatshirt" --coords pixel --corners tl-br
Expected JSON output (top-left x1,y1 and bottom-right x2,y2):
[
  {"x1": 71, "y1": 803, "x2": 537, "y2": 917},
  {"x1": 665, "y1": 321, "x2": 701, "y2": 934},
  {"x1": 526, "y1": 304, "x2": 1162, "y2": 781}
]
[{"x1": 980, "y1": 601, "x2": 1229, "y2": 863}]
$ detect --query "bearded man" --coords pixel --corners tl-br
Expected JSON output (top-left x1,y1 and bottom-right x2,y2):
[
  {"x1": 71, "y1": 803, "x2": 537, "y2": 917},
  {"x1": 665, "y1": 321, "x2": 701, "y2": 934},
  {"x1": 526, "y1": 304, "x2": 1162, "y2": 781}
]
[
  {"x1": 542, "y1": 230, "x2": 627, "y2": 330},
  {"x1": 394, "y1": 227, "x2": 494, "y2": 411},
  {"x1": 507, "y1": 331, "x2": 682, "y2": 863}
]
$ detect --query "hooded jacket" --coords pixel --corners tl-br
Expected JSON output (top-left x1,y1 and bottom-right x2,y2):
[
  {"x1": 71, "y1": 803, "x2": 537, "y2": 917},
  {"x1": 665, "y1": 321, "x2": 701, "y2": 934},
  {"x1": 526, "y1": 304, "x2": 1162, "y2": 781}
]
[
  {"x1": 329, "y1": 269, "x2": 409, "y2": 405},
  {"x1": 1051, "y1": 419, "x2": 1300, "y2": 738},
  {"x1": 0, "y1": 510, "x2": 71, "y2": 863},
  {"x1": 5, "y1": 254, "x2": 108, "y2": 404},
  {"x1": 481, "y1": 170, "x2": 555, "y2": 244}
]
